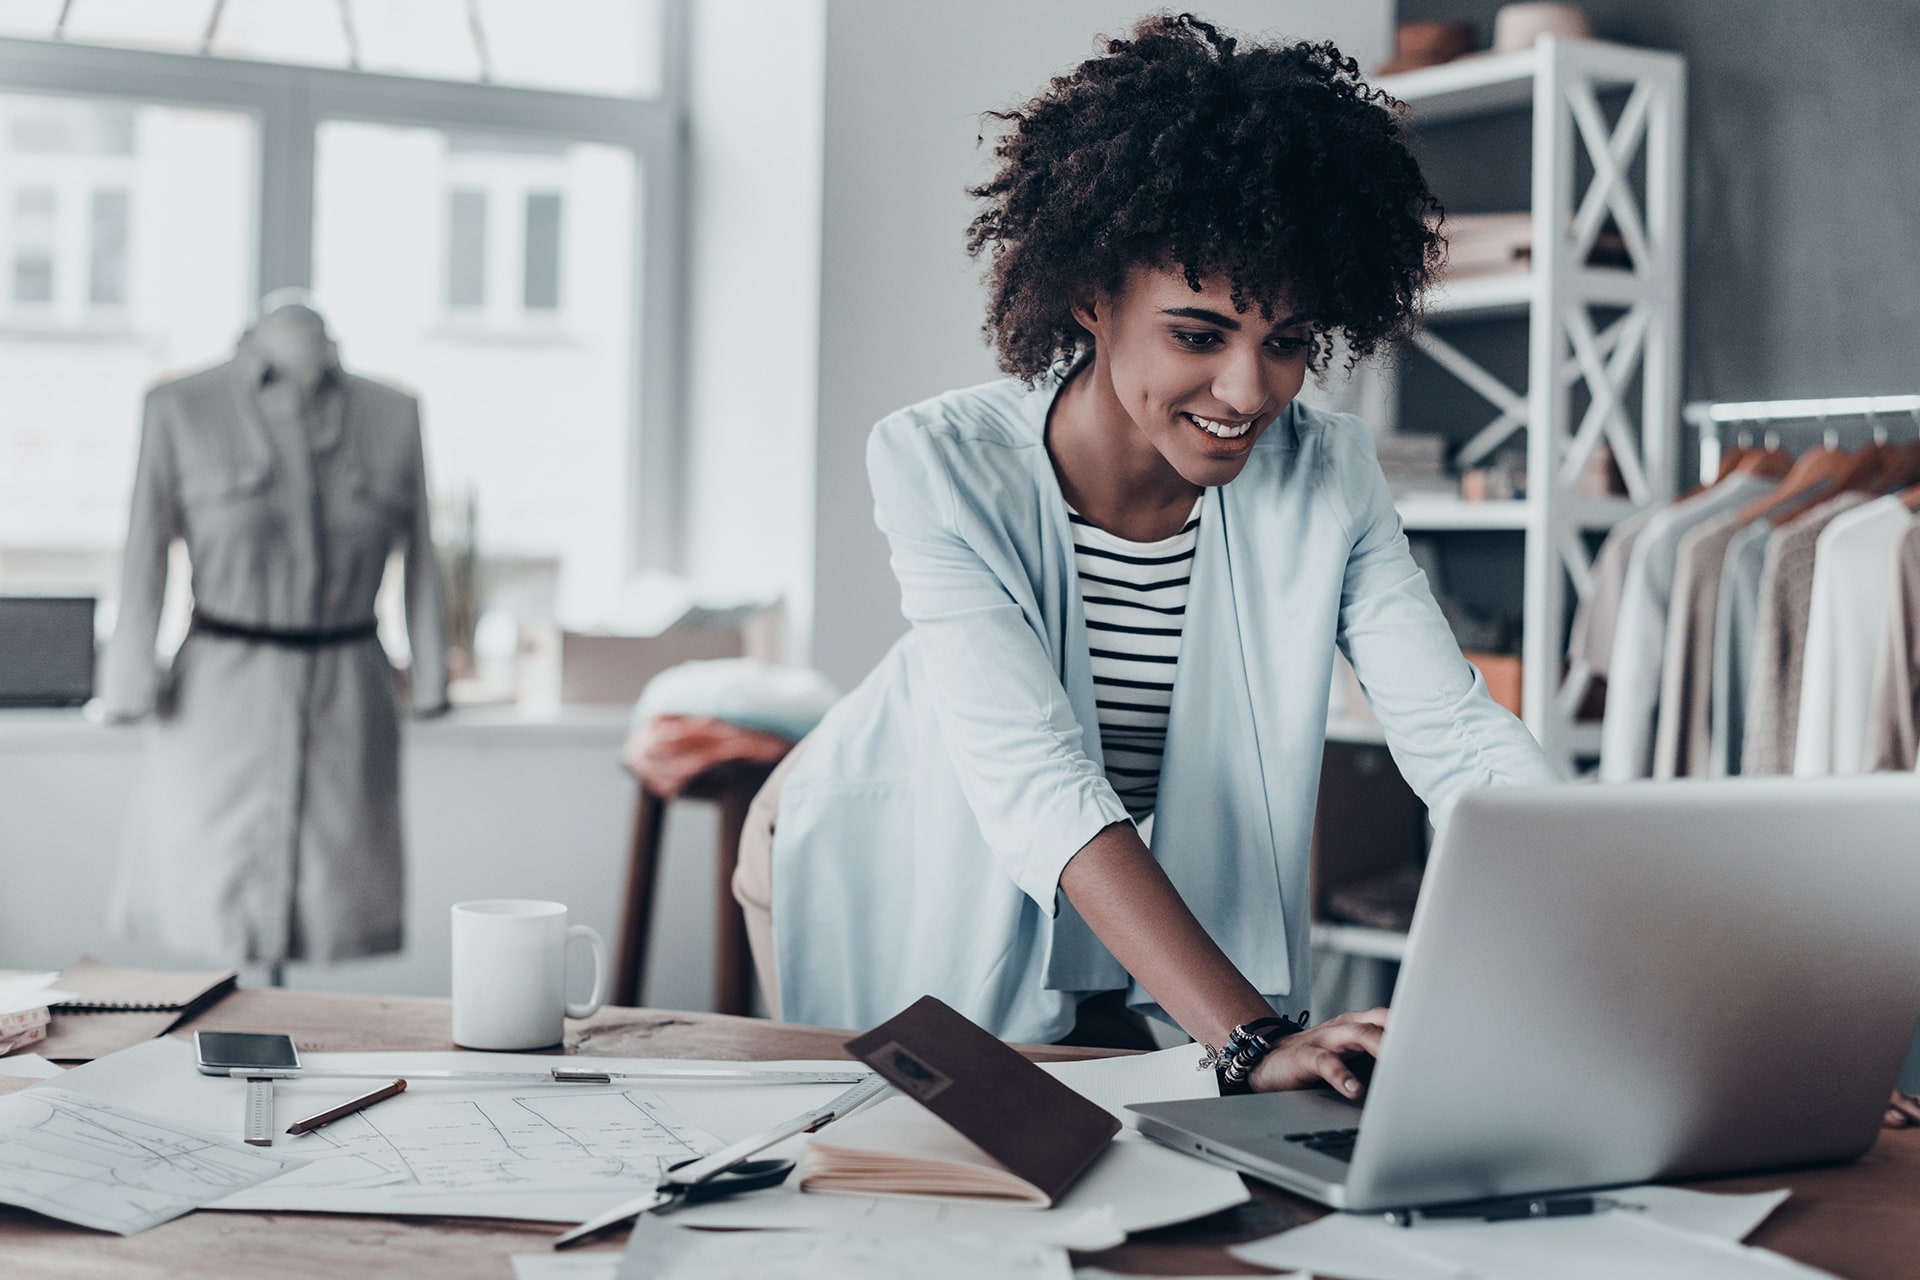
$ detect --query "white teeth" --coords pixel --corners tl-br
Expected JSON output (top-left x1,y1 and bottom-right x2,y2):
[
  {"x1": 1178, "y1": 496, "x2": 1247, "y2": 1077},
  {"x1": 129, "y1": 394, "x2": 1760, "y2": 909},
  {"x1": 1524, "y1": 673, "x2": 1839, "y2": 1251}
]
[{"x1": 1189, "y1": 414, "x2": 1253, "y2": 439}]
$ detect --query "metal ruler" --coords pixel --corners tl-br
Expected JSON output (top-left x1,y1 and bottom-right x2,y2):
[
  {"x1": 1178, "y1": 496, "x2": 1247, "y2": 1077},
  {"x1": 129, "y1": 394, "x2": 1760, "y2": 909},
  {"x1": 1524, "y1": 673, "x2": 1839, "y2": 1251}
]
[
  {"x1": 236, "y1": 1066, "x2": 873, "y2": 1086},
  {"x1": 243, "y1": 1077, "x2": 275, "y2": 1146}
]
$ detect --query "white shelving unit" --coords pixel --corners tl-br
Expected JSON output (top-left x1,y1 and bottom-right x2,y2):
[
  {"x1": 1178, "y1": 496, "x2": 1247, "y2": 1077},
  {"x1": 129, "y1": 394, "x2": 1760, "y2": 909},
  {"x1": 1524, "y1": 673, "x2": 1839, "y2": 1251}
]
[
  {"x1": 1344, "y1": 37, "x2": 1687, "y2": 777},
  {"x1": 1314, "y1": 40, "x2": 1686, "y2": 1001}
]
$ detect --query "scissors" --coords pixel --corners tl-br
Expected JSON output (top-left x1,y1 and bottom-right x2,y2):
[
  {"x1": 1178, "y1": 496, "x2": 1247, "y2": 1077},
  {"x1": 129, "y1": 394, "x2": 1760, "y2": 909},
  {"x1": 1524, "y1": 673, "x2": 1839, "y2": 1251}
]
[
  {"x1": 552, "y1": 1074, "x2": 891, "y2": 1249},
  {"x1": 553, "y1": 1154, "x2": 795, "y2": 1248}
]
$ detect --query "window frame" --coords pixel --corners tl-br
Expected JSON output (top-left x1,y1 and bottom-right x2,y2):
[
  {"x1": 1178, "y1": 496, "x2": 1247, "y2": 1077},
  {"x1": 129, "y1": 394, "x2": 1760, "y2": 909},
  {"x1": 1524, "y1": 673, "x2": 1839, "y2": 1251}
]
[{"x1": 0, "y1": 7, "x2": 688, "y2": 573}]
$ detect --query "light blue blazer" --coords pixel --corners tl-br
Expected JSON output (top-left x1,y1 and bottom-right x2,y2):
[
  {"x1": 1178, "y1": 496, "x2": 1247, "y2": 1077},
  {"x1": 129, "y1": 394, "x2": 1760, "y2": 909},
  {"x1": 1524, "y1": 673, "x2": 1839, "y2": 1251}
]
[{"x1": 773, "y1": 376, "x2": 1556, "y2": 1043}]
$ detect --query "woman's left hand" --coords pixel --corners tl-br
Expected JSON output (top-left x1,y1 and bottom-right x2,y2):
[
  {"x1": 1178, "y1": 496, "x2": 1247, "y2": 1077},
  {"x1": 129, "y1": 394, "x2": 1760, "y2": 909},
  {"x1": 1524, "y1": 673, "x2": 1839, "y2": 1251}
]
[
  {"x1": 1884, "y1": 1090, "x2": 1920, "y2": 1128},
  {"x1": 1246, "y1": 1008, "x2": 1388, "y2": 1097}
]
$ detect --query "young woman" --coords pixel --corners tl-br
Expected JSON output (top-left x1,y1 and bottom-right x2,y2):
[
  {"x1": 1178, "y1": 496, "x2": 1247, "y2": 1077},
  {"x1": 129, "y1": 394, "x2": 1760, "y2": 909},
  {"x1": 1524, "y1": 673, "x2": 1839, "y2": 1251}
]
[{"x1": 734, "y1": 15, "x2": 1557, "y2": 1095}]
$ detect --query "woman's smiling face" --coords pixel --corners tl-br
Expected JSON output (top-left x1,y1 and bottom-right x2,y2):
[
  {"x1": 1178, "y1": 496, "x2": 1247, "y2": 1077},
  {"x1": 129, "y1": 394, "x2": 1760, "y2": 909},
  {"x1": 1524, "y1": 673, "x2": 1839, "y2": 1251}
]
[{"x1": 1076, "y1": 264, "x2": 1313, "y2": 487}]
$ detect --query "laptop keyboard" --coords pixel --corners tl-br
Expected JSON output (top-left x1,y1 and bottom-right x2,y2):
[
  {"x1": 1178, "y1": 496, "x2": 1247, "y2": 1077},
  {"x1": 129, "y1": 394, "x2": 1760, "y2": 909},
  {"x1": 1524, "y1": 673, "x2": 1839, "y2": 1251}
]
[{"x1": 1284, "y1": 1127, "x2": 1360, "y2": 1162}]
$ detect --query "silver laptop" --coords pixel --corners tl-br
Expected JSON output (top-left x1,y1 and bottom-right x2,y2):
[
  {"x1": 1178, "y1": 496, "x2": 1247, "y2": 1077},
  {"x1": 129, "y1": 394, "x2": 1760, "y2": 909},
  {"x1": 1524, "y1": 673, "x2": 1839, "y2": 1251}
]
[{"x1": 1130, "y1": 777, "x2": 1920, "y2": 1212}]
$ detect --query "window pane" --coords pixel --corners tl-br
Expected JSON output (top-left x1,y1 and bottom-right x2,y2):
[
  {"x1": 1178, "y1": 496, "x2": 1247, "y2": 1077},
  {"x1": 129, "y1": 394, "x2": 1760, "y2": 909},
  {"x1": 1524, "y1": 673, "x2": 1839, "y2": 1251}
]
[
  {"x1": 11, "y1": 186, "x2": 55, "y2": 303},
  {"x1": 446, "y1": 188, "x2": 487, "y2": 308},
  {"x1": 0, "y1": 95, "x2": 254, "y2": 613},
  {"x1": 209, "y1": 0, "x2": 351, "y2": 68},
  {"x1": 313, "y1": 121, "x2": 638, "y2": 623},
  {"x1": 343, "y1": 0, "x2": 481, "y2": 82},
  {"x1": 61, "y1": 0, "x2": 217, "y2": 53},
  {"x1": 88, "y1": 188, "x2": 131, "y2": 306},
  {"x1": 8, "y1": 98, "x2": 135, "y2": 155},
  {"x1": 0, "y1": 0, "x2": 63, "y2": 40},
  {"x1": 473, "y1": 0, "x2": 662, "y2": 97},
  {"x1": 522, "y1": 192, "x2": 561, "y2": 310}
]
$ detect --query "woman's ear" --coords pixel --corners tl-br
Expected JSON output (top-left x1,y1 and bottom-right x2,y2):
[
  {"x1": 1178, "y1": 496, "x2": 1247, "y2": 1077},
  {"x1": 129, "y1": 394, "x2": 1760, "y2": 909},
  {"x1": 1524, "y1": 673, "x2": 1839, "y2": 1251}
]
[{"x1": 1070, "y1": 291, "x2": 1103, "y2": 340}]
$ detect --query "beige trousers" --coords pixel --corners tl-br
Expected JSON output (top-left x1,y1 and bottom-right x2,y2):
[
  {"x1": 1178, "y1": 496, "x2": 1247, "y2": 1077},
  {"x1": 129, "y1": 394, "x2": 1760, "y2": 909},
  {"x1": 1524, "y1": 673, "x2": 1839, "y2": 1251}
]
[{"x1": 732, "y1": 738, "x2": 809, "y2": 1020}]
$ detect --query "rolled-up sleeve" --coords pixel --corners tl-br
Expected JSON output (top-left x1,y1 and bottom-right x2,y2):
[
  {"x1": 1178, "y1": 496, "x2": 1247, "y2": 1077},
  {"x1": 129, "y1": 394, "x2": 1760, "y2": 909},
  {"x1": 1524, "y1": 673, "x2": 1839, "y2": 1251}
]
[
  {"x1": 868, "y1": 417, "x2": 1130, "y2": 912},
  {"x1": 1326, "y1": 421, "x2": 1559, "y2": 818}
]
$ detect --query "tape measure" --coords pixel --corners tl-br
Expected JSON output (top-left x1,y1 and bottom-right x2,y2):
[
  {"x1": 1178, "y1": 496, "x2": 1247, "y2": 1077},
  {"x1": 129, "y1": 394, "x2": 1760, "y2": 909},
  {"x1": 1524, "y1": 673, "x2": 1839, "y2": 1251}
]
[{"x1": 244, "y1": 1077, "x2": 275, "y2": 1146}]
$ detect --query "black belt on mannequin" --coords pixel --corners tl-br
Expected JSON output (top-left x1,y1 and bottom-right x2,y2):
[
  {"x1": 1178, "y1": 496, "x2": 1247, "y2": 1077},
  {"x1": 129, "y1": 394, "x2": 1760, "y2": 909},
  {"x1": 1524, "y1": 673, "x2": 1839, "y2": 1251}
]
[{"x1": 189, "y1": 609, "x2": 379, "y2": 649}]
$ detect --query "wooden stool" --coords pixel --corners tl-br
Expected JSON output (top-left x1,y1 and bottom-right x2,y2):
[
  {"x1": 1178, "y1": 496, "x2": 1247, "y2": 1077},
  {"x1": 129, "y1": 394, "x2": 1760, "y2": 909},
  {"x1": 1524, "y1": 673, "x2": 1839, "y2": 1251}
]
[{"x1": 613, "y1": 757, "x2": 778, "y2": 1014}]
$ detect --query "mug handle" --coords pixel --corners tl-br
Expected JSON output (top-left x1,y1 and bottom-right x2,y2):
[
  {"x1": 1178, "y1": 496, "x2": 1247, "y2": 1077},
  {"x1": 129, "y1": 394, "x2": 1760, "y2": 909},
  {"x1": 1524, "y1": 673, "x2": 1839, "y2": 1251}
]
[{"x1": 565, "y1": 924, "x2": 608, "y2": 1020}]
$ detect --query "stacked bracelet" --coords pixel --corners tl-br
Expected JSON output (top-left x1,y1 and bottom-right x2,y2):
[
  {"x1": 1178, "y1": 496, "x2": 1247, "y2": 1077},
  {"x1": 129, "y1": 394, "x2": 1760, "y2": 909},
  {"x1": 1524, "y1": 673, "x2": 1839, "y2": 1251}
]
[{"x1": 1197, "y1": 1012, "x2": 1308, "y2": 1095}]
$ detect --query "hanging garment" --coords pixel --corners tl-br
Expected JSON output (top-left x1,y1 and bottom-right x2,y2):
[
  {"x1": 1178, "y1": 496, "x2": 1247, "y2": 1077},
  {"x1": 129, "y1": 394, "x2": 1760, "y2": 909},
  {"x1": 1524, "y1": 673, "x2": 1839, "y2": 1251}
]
[
  {"x1": 1864, "y1": 522, "x2": 1920, "y2": 773},
  {"x1": 1564, "y1": 504, "x2": 1658, "y2": 703},
  {"x1": 99, "y1": 340, "x2": 448, "y2": 965},
  {"x1": 1742, "y1": 493, "x2": 1869, "y2": 776},
  {"x1": 1793, "y1": 496, "x2": 1914, "y2": 776},
  {"x1": 1708, "y1": 521, "x2": 1773, "y2": 776},
  {"x1": 1651, "y1": 498, "x2": 1772, "y2": 779},
  {"x1": 1598, "y1": 474, "x2": 1776, "y2": 782}
]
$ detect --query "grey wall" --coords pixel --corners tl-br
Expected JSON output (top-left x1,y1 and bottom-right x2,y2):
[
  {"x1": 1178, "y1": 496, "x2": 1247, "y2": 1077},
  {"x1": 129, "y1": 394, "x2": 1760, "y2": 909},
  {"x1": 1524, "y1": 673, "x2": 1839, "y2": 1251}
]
[
  {"x1": 807, "y1": 1, "x2": 1392, "y2": 690},
  {"x1": 1398, "y1": 0, "x2": 1920, "y2": 404}
]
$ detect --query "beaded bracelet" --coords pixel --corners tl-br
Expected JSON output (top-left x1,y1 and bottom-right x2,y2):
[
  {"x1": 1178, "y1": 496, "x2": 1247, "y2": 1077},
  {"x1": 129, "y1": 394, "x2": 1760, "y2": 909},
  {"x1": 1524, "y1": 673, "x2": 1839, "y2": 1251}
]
[{"x1": 1197, "y1": 1011, "x2": 1309, "y2": 1095}]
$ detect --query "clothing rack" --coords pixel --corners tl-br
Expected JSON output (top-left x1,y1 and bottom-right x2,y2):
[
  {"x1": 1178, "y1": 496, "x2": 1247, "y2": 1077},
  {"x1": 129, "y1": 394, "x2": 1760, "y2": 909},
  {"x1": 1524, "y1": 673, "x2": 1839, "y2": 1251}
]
[{"x1": 1684, "y1": 395, "x2": 1920, "y2": 485}]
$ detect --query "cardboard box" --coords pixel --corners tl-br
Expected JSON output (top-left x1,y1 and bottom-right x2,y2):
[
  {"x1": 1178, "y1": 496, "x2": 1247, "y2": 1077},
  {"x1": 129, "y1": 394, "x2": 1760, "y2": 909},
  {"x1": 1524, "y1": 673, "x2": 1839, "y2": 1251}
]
[
  {"x1": 1463, "y1": 650, "x2": 1522, "y2": 717},
  {"x1": 557, "y1": 602, "x2": 784, "y2": 706}
]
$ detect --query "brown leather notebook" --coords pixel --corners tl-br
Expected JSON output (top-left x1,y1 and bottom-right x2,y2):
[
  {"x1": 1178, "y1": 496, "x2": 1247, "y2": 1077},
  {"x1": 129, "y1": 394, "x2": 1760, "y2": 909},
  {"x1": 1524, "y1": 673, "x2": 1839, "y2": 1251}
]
[{"x1": 837, "y1": 994, "x2": 1120, "y2": 1205}]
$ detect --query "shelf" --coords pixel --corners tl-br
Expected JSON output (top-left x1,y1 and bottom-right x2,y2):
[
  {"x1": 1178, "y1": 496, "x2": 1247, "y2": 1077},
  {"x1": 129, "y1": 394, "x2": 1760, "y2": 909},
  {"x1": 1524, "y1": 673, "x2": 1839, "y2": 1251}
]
[
  {"x1": 1423, "y1": 268, "x2": 1647, "y2": 320},
  {"x1": 1378, "y1": 38, "x2": 1669, "y2": 125},
  {"x1": 1395, "y1": 496, "x2": 1640, "y2": 532},
  {"x1": 1376, "y1": 46, "x2": 1540, "y2": 121},
  {"x1": 1398, "y1": 497, "x2": 1530, "y2": 530},
  {"x1": 1311, "y1": 921, "x2": 1409, "y2": 962}
]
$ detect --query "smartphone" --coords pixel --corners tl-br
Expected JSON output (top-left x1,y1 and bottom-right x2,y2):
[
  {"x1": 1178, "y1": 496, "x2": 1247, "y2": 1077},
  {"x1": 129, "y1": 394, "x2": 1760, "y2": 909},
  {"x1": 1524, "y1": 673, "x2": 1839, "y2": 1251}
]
[{"x1": 194, "y1": 1030, "x2": 302, "y2": 1076}]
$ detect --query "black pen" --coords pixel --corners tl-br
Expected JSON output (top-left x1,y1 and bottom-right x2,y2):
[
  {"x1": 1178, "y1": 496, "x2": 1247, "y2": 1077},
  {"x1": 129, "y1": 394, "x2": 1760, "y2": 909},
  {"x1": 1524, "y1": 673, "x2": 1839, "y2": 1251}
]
[{"x1": 1389, "y1": 1194, "x2": 1640, "y2": 1226}]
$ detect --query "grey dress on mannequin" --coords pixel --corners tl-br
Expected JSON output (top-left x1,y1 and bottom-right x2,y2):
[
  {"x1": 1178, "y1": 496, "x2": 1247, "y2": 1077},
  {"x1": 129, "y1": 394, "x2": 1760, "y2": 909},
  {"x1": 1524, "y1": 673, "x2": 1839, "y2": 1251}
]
[{"x1": 100, "y1": 307, "x2": 449, "y2": 966}]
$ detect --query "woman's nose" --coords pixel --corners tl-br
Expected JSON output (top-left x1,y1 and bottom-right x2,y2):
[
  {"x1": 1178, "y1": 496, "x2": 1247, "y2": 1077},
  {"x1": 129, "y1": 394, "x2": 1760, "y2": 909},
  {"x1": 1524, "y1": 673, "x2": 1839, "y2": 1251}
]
[{"x1": 1211, "y1": 348, "x2": 1267, "y2": 416}]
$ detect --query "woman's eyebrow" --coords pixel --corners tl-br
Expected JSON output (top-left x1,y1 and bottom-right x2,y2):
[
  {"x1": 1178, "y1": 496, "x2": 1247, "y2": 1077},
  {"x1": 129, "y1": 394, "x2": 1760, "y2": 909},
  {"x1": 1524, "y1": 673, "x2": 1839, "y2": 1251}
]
[{"x1": 1160, "y1": 306, "x2": 1307, "y2": 331}]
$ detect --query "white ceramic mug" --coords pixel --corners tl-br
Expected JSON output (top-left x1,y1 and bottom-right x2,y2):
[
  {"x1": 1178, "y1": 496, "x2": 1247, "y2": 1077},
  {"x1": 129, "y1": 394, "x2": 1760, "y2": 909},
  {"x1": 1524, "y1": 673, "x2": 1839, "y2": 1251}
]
[{"x1": 450, "y1": 899, "x2": 608, "y2": 1050}]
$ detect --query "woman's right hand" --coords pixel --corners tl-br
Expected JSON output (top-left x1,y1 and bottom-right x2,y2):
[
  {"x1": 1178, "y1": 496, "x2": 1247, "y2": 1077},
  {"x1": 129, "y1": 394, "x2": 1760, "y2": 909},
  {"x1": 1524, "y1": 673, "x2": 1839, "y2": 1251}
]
[{"x1": 1247, "y1": 1008, "x2": 1388, "y2": 1098}]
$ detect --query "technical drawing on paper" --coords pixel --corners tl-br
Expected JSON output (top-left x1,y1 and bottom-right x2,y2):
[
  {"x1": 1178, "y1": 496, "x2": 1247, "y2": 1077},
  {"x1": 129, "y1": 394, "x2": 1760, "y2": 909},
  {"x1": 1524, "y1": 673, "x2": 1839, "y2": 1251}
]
[
  {"x1": 0, "y1": 1087, "x2": 300, "y2": 1235},
  {"x1": 261, "y1": 1087, "x2": 718, "y2": 1194}
]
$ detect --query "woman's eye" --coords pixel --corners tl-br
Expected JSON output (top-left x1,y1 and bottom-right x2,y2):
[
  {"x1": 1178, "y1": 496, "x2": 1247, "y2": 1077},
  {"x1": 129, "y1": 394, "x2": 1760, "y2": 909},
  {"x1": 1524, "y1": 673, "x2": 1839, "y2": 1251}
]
[
  {"x1": 1171, "y1": 330, "x2": 1220, "y2": 350},
  {"x1": 1267, "y1": 334, "x2": 1310, "y2": 355}
]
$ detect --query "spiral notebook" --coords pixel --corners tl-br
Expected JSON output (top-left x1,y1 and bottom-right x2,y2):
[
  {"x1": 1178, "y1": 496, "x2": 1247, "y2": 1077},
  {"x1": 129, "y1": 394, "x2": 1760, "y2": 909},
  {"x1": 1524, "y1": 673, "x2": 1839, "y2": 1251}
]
[
  {"x1": 49, "y1": 957, "x2": 236, "y2": 1014},
  {"x1": 33, "y1": 958, "x2": 236, "y2": 1061}
]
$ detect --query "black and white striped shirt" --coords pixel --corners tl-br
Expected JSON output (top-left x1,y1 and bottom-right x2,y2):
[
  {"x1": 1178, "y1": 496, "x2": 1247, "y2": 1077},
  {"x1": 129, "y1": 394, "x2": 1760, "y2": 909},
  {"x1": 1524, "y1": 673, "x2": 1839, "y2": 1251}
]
[{"x1": 1069, "y1": 498, "x2": 1201, "y2": 824}]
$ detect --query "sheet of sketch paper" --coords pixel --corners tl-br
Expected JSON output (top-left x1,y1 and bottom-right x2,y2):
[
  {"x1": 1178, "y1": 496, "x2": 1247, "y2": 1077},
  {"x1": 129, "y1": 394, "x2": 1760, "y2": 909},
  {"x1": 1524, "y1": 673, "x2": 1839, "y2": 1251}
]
[
  {"x1": 48, "y1": 1038, "x2": 849, "y2": 1221},
  {"x1": 223, "y1": 1085, "x2": 718, "y2": 1203},
  {"x1": 0, "y1": 1087, "x2": 300, "y2": 1235},
  {"x1": 617, "y1": 1215, "x2": 1075, "y2": 1280}
]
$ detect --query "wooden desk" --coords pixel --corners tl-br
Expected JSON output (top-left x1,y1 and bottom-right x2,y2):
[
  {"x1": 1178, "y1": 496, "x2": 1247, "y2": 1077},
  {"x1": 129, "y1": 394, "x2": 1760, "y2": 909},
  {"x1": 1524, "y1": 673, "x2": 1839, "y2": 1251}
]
[{"x1": 2, "y1": 988, "x2": 1916, "y2": 1279}]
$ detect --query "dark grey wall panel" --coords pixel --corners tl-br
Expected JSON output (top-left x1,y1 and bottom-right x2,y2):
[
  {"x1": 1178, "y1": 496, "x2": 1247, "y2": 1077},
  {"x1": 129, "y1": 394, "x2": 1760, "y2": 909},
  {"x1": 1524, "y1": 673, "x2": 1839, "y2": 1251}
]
[{"x1": 1396, "y1": 0, "x2": 1920, "y2": 403}]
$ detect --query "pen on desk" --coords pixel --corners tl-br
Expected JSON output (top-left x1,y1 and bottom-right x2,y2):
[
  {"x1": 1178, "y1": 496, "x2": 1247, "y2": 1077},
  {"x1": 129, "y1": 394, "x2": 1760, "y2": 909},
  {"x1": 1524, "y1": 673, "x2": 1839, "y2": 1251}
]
[
  {"x1": 287, "y1": 1079, "x2": 408, "y2": 1135},
  {"x1": 1389, "y1": 1194, "x2": 1640, "y2": 1226}
]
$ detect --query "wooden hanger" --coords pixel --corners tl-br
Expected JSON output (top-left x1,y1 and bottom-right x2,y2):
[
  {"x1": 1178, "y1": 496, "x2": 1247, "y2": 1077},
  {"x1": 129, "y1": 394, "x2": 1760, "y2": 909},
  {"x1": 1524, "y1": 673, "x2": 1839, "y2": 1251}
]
[
  {"x1": 1731, "y1": 435, "x2": 1853, "y2": 525},
  {"x1": 1730, "y1": 444, "x2": 1792, "y2": 480},
  {"x1": 1875, "y1": 424, "x2": 1920, "y2": 494}
]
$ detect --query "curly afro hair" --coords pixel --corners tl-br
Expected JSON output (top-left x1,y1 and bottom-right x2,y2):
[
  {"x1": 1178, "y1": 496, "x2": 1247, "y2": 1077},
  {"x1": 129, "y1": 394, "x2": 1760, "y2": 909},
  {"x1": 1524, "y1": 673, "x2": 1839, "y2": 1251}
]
[{"x1": 966, "y1": 12, "x2": 1442, "y2": 380}]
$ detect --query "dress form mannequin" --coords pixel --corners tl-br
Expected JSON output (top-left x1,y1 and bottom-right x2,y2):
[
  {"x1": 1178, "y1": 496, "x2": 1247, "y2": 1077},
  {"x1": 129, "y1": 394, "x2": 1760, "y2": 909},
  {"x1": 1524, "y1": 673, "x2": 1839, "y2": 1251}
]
[
  {"x1": 248, "y1": 293, "x2": 333, "y2": 400},
  {"x1": 250, "y1": 307, "x2": 329, "y2": 391},
  {"x1": 100, "y1": 288, "x2": 449, "y2": 974}
]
